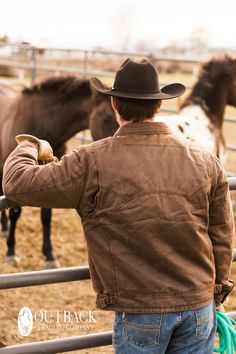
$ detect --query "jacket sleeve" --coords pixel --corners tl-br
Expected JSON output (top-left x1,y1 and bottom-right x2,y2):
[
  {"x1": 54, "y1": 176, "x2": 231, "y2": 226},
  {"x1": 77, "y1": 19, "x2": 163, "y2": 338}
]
[
  {"x1": 3, "y1": 141, "x2": 88, "y2": 209},
  {"x1": 208, "y1": 156, "x2": 235, "y2": 305}
]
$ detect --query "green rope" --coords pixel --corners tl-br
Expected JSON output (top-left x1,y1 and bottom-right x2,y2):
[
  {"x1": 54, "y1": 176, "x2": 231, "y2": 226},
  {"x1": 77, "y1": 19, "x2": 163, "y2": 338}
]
[{"x1": 214, "y1": 311, "x2": 236, "y2": 353}]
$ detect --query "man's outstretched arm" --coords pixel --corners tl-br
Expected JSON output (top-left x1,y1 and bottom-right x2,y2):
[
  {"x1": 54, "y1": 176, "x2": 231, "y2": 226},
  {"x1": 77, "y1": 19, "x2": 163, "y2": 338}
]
[{"x1": 3, "y1": 141, "x2": 87, "y2": 209}]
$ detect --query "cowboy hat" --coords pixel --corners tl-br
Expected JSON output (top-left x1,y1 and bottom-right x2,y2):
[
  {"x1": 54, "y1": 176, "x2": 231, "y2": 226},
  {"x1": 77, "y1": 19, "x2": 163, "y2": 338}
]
[{"x1": 90, "y1": 58, "x2": 186, "y2": 100}]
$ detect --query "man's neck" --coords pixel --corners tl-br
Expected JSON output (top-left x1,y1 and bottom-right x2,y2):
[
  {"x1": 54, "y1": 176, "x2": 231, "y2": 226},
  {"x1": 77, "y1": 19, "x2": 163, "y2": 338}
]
[{"x1": 118, "y1": 118, "x2": 154, "y2": 127}]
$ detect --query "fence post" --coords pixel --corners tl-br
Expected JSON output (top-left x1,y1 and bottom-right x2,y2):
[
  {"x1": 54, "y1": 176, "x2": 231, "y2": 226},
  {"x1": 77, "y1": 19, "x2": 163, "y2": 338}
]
[
  {"x1": 147, "y1": 53, "x2": 156, "y2": 65},
  {"x1": 31, "y1": 46, "x2": 36, "y2": 84},
  {"x1": 83, "y1": 50, "x2": 89, "y2": 78}
]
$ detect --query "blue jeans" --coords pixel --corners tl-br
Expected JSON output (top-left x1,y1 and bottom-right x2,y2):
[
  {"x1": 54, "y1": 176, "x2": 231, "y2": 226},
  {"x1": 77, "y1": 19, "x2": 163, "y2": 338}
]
[{"x1": 113, "y1": 301, "x2": 217, "y2": 353}]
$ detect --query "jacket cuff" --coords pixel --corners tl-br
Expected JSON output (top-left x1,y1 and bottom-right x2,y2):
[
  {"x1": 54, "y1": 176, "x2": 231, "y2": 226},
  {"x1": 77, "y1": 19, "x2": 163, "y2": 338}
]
[
  {"x1": 19, "y1": 140, "x2": 39, "y2": 150},
  {"x1": 214, "y1": 280, "x2": 234, "y2": 306}
]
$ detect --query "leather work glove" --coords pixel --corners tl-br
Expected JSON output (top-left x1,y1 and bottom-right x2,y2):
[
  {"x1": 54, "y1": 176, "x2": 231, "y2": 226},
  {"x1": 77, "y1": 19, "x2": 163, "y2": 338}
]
[
  {"x1": 15, "y1": 134, "x2": 58, "y2": 163},
  {"x1": 214, "y1": 281, "x2": 234, "y2": 310},
  {"x1": 0, "y1": 340, "x2": 6, "y2": 347}
]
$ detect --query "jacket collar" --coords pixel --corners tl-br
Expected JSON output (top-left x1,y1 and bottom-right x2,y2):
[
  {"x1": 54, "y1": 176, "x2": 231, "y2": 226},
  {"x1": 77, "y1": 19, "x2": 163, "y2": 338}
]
[{"x1": 114, "y1": 122, "x2": 172, "y2": 137}]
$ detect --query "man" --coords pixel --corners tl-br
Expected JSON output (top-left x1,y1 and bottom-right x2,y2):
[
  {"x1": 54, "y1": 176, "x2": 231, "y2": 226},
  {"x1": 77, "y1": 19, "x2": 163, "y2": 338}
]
[{"x1": 3, "y1": 58, "x2": 235, "y2": 353}]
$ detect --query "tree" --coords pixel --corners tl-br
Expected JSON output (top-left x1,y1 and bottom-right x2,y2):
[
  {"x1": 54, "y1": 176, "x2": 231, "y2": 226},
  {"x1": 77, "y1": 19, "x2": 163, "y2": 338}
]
[
  {"x1": 189, "y1": 28, "x2": 209, "y2": 51},
  {"x1": 110, "y1": 1, "x2": 136, "y2": 51},
  {"x1": 0, "y1": 35, "x2": 9, "y2": 43}
]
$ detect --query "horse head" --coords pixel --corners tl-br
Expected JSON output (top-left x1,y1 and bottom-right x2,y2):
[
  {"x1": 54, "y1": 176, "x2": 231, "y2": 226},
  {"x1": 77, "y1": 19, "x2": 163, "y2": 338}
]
[
  {"x1": 205, "y1": 54, "x2": 236, "y2": 105},
  {"x1": 224, "y1": 55, "x2": 236, "y2": 107},
  {"x1": 182, "y1": 54, "x2": 236, "y2": 130},
  {"x1": 21, "y1": 76, "x2": 93, "y2": 150},
  {"x1": 89, "y1": 91, "x2": 118, "y2": 141},
  {"x1": 207, "y1": 55, "x2": 236, "y2": 128}
]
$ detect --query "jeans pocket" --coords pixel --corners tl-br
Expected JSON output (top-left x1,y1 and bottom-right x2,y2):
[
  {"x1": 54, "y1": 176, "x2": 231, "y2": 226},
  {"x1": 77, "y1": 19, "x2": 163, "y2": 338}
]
[
  {"x1": 122, "y1": 313, "x2": 162, "y2": 349},
  {"x1": 195, "y1": 302, "x2": 215, "y2": 339}
]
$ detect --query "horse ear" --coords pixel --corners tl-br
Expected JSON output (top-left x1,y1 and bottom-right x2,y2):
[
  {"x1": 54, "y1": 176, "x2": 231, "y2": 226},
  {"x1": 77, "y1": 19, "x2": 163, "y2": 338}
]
[
  {"x1": 208, "y1": 57, "x2": 233, "y2": 82},
  {"x1": 92, "y1": 90, "x2": 111, "y2": 104}
]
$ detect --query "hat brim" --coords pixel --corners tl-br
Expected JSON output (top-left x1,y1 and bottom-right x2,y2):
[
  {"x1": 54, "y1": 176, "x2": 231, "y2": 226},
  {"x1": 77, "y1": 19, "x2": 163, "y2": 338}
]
[{"x1": 90, "y1": 77, "x2": 186, "y2": 100}]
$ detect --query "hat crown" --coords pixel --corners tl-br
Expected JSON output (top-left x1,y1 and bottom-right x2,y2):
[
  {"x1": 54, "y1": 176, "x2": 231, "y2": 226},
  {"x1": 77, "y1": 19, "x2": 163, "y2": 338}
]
[
  {"x1": 89, "y1": 57, "x2": 186, "y2": 100},
  {"x1": 113, "y1": 58, "x2": 160, "y2": 95}
]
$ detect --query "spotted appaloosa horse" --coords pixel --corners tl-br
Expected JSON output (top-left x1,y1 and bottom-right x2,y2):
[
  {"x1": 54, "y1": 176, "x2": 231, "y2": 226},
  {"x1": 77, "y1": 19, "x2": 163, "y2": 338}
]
[
  {"x1": 0, "y1": 77, "x2": 107, "y2": 268},
  {"x1": 89, "y1": 55, "x2": 236, "y2": 160}
]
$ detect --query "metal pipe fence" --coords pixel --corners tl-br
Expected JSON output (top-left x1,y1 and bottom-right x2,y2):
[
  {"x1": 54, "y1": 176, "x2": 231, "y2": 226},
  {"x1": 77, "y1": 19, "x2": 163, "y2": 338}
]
[
  {"x1": 0, "y1": 253, "x2": 235, "y2": 291},
  {"x1": 0, "y1": 265, "x2": 90, "y2": 290},
  {"x1": 0, "y1": 332, "x2": 113, "y2": 354},
  {"x1": 1, "y1": 43, "x2": 236, "y2": 150},
  {"x1": 0, "y1": 43, "x2": 205, "y2": 82}
]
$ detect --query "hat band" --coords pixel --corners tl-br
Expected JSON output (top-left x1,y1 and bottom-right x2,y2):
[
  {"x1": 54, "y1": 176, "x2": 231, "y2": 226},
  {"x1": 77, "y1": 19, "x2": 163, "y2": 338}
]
[{"x1": 111, "y1": 86, "x2": 160, "y2": 95}]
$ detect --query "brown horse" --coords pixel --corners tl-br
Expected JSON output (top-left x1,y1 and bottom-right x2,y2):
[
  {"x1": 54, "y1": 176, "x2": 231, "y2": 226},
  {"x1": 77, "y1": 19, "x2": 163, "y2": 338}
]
[
  {"x1": 89, "y1": 55, "x2": 236, "y2": 159},
  {"x1": 0, "y1": 76, "x2": 107, "y2": 268},
  {"x1": 0, "y1": 82, "x2": 18, "y2": 240}
]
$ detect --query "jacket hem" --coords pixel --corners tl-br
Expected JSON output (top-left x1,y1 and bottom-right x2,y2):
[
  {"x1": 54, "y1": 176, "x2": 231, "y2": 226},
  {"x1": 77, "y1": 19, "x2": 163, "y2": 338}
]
[{"x1": 96, "y1": 297, "x2": 214, "y2": 313}]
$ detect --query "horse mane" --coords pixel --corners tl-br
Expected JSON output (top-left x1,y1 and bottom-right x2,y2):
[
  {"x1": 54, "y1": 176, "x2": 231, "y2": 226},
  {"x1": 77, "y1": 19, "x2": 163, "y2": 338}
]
[
  {"x1": 22, "y1": 76, "x2": 91, "y2": 100},
  {"x1": 181, "y1": 54, "x2": 235, "y2": 110}
]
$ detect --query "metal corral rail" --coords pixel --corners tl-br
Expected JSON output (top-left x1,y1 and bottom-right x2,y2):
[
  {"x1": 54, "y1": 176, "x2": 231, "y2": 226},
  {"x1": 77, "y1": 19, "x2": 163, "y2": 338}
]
[
  {"x1": 1, "y1": 42, "x2": 236, "y2": 152},
  {"x1": 0, "y1": 333, "x2": 113, "y2": 354},
  {"x1": 0, "y1": 177, "x2": 236, "y2": 353},
  {"x1": 0, "y1": 42, "x2": 205, "y2": 81}
]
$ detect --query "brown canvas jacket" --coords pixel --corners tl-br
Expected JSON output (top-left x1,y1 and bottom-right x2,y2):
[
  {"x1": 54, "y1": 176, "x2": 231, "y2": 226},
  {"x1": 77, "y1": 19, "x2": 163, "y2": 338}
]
[{"x1": 3, "y1": 122, "x2": 235, "y2": 312}]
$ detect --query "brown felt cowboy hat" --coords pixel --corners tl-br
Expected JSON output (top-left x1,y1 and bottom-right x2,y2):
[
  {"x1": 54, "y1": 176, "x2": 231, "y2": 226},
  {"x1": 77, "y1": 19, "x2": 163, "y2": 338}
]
[{"x1": 90, "y1": 57, "x2": 186, "y2": 100}]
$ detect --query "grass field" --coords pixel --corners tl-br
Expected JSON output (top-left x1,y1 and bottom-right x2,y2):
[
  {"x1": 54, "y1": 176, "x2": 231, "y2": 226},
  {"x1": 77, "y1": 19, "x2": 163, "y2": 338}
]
[{"x1": 0, "y1": 72, "x2": 236, "y2": 353}]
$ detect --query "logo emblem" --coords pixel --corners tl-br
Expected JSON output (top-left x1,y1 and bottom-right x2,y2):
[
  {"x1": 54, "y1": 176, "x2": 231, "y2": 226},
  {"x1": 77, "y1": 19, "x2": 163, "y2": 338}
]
[{"x1": 18, "y1": 307, "x2": 33, "y2": 336}]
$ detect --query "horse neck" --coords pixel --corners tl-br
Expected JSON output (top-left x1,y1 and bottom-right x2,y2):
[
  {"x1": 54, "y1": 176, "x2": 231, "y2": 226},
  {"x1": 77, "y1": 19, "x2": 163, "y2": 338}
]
[
  {"x1": 182, "y1": 76, "x2": 229, "y2": 130},
  {"x1": 205, "y1": 78, "x2": 229, "y2": 129},
  {"x1": 51, "y1": 97, "x2": 92, "y2": 146},
  {"x1": 24, "y1": 94, "x2": 92, "y2": 149}
]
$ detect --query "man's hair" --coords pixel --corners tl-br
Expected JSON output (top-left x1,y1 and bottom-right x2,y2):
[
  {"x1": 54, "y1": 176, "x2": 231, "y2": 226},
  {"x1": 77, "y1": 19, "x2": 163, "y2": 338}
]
[{"x1": 113, "y1": 97, "x2": 162, "y2": 122}]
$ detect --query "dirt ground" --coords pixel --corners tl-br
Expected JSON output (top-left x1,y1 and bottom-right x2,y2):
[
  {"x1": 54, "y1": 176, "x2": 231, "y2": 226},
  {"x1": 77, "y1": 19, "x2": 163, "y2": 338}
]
[{"x1": 0, "y1": 206, "x2": 114, "y2": 353}]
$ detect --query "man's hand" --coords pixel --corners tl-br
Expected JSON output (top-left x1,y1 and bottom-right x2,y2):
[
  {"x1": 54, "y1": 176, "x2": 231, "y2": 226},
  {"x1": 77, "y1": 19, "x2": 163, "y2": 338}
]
[
  {"x1": 15, "y1": 134, "x2": 58, "y2": 163},
  {"x1": 216, "y1": 303, "x2": 225, "y2": 313}
]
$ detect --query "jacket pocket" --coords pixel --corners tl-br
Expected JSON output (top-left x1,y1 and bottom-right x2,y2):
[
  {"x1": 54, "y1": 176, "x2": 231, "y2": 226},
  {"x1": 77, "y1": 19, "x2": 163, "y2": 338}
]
[
  {"x1": 122, "y1": 313, "x2": 162, "y2": 349},
  {"x1": 195, "y1": 302, "x2": 216, "y2": 339}
]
